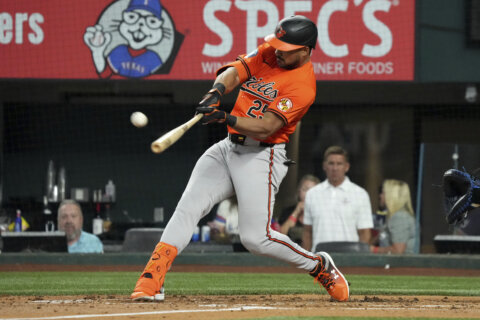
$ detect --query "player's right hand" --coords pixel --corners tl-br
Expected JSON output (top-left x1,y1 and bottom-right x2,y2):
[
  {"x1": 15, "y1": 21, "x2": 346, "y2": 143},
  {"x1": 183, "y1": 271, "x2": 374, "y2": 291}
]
[
  {"x1": 196, "y1": 106, "x2": 237, "y2": 127},
  {"x1": 196, "y1": 106, "x2": 227, "y2": 124}
]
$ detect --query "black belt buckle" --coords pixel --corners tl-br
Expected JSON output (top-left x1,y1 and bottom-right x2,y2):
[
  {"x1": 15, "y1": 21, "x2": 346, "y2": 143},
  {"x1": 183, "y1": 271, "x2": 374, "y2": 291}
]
[{"x1": 230, "y1": 134, "x2": 246, "y2": 145}]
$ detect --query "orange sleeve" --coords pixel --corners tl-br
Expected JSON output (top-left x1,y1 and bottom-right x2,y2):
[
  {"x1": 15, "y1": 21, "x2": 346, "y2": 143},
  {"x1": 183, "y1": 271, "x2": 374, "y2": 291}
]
[
  {"x1": 216, "y1": 43, "x2": 273, "y2": 82},
  {"x1": 267, "y1": 86, "x2": 315, "y2": 125},
  {"x1": 216, "y1": 60, "x2": 249, "y2": 83}
]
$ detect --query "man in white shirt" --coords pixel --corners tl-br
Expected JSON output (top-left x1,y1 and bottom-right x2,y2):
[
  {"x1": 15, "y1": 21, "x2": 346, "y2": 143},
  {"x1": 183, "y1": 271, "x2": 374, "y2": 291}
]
[{"x1": 303, "y1": 146, "x2": 373, "y2": 252}]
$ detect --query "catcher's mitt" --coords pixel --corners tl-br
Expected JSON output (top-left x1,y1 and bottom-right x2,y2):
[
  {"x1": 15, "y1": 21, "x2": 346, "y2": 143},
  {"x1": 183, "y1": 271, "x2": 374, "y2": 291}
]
[{"x1": 443, "y1": 168, "x2": 480, "y2": 225}]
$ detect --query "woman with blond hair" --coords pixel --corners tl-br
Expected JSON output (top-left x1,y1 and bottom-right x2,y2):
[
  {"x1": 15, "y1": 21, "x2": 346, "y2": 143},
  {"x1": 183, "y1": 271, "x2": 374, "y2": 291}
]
[{"x1": 370, "y1": 179, "x2": 416, "y2": 254}]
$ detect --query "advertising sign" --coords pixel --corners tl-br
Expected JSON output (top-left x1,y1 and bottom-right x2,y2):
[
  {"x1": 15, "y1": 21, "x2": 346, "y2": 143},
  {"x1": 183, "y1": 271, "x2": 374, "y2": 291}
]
[{"x1": 0, "y1": 0, "x2": 415, "y2": 80}]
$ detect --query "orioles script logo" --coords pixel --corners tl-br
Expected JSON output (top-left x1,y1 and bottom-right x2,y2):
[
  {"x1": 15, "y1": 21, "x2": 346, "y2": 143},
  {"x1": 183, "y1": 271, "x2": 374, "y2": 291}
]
[{"x1": 244, "y1": 76, "x2": 278, "y2": 100}]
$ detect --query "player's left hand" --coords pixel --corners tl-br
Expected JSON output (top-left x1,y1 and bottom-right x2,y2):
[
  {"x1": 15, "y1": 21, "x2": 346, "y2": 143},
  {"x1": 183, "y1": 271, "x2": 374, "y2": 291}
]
[
  {"x1": 199, "y1": 83, "x2": 224, "y2": 109},
  {"x1": 196, "y1": 106, "x2": 228, "y2": 124},
  {"x1": 196, "y1": 83, "x2": 237, "y2": 126}
]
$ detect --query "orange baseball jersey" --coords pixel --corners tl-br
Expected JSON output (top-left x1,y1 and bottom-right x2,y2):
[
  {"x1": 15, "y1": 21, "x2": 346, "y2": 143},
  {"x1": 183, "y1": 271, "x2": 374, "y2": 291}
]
[{"x1": 217, "y1": 42, "x2": 316, "y2": 144}]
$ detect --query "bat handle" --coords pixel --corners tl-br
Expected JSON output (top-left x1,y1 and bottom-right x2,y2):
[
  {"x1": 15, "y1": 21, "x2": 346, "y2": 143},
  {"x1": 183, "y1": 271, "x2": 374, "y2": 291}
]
[
  {"x1": 192, "y1": 113, "x2": 204, "y2": 122},
  {"x1": 184, "y1": 113, "x2": 204, "y2": 128}
]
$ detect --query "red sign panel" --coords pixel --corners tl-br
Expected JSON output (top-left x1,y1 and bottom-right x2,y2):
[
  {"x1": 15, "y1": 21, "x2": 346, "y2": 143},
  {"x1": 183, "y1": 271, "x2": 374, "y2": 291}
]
[{"x1": 0, "y1": 0, "x2": 415, "y2": 80}]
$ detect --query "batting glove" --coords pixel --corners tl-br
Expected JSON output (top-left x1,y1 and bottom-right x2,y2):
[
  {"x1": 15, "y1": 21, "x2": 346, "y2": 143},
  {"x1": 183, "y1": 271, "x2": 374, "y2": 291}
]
[
  {"x1": 199, "y1": 83, "x2": 225, "y2": 108},
  {"x1": 196, "y1": 106, "x2": 237, "y2": 127}
]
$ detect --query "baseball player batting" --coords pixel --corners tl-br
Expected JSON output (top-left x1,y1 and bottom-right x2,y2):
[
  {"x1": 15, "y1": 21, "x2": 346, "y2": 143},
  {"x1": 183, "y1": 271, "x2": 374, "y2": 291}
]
[{"x1": 131, "y1": 15, "x2": 350, "y2": 302}]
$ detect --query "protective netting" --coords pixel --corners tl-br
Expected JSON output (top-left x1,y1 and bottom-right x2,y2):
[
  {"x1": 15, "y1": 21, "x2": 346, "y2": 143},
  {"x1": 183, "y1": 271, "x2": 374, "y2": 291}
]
[{"x1": 1, "y1": 1, "x2": 479, "y2": 252}]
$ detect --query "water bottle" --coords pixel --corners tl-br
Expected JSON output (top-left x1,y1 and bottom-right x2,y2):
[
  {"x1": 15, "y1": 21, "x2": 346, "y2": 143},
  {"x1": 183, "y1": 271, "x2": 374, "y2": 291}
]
[
  {"x1": 51, "y1": 185, "x2": 58, "y2": 202},
  {"x1": 192, "y1": 226, "x2": 200, "y2": 242},
  {"x1": 92, "y1": 203, "x2": 103, "y2": 235},
  {"x1": 45, "y1": 160, "x2": 55, "y2": 201},
  {"x1": 14, "y1": 210, "x2": 22, "y2": 232},
  {"x1": 201, "y1": 225, "x2": 210, "y2": 242},
  {"x1": 93, "y1": 216, "x2": 103, "y2": 235},
  {"x1": 43, "y1": 196, "x2": 55, "y2": 232},
  {"x1": 45, "y1": 221, "x2": 55, "y2": 232},
  {"x1": 103, "y1": 204, "x2": 112, "y2": 233},
  {"x1": 57, "y1": 166, "x2": 66, "y2": 201},
  {"x1": 105, "y1": 180, "x2": 116, "y2": 202}
]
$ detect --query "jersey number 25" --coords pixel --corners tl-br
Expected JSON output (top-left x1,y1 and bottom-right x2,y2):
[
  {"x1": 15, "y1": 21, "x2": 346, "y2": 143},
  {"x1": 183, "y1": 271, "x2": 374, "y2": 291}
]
[{"x1": 246, "y1": 100, "x2": 268, "y2": 119}]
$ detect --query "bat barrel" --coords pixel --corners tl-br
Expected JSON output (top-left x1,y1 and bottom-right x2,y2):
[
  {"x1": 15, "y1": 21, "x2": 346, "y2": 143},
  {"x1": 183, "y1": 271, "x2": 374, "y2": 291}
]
[
  {"x1": 151, "y1": 141, "x2": 166, "y2": 154},
  {"x1": 150, "y1": 114, "x2": 203, "y2": 154}
]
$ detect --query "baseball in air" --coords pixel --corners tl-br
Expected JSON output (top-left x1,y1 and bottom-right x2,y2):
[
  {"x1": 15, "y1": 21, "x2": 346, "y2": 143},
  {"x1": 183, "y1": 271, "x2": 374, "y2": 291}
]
[{"x1": 130, "y1": 112, "x2": 148, "y2": 128}]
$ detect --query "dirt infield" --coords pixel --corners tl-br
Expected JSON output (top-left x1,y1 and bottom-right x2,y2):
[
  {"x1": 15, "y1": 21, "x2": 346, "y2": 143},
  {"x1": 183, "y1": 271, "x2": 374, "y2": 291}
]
[
  {"x1": 1, "y1": 265, "x2": 480, "y2": 319},
  {"x1": 1, "y1": 294, "x2": 479, "y2": 319}
]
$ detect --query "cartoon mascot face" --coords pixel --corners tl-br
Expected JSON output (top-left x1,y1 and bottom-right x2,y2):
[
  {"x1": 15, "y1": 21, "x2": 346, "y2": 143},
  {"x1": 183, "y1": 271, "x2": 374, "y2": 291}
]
[
  {"x1": 84, "y1": 0, "x2": 181, "y2": 78},
  {"x1": 120, "y1": 0, "x2": 164, "y2": 50}
]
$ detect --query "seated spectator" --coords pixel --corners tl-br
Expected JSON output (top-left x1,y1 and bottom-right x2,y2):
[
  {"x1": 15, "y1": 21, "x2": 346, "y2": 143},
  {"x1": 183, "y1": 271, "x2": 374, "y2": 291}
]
[
  {"x1": 303, "y1": 146, "x2": 373, "y2": 252},
  {"x1": 371, "y1": 186, "x2": 389, "y2": 246},
  {"x1": 278, "y1": 174, "x2": 320, "y2": 245},
  {"x1": 208, "y1": 196, "x2": 239, "y2": 245},
  {"x1": 370, "y1": 179, "x2": 416, "y2": 254},
  {"x1": 57, "y1": 199, "x2": 103, "y2": 253}
]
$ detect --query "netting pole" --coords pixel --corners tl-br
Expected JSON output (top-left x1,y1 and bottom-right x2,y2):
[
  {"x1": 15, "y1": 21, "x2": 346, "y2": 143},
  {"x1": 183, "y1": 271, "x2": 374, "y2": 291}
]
[
  {"x1": 414, "y1": 143, "x2": 425, "y2": 254},
  {"x1": 0, "y1": 102, "x2": 3, "y2": 208}
]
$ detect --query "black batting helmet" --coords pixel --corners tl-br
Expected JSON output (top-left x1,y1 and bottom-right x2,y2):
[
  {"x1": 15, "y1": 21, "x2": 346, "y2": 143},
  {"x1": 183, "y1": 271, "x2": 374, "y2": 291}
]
[{"x1": 265, "y1": 15, "x2": 318, "y2": 51}]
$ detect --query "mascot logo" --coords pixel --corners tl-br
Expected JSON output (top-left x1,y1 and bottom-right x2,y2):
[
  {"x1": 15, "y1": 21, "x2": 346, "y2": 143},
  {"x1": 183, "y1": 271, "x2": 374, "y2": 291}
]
[{"x1": 84, "y1": 0, "x2": 183, "y2": 78}]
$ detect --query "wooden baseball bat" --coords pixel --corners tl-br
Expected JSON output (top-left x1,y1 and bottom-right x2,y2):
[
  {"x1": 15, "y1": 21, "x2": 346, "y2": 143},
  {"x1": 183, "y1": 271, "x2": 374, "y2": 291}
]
[{"x1": 151, "y1": 113, "x2": 203, "y2": 154}]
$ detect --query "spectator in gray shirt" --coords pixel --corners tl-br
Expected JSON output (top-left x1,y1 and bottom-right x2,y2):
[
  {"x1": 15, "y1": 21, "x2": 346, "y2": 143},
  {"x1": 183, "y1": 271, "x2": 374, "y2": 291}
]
[{"x1": 370, "y1": 179, "x2": 416, "y2": 254}]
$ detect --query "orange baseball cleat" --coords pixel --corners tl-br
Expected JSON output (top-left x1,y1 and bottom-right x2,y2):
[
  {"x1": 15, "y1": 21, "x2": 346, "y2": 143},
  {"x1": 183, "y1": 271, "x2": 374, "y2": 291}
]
[
  {"x1": 310, "y1": 251, "x2": 350, "y2": 302},
  {"x1": 131, "y1": 242, "x2": 178, "y2": 301}
]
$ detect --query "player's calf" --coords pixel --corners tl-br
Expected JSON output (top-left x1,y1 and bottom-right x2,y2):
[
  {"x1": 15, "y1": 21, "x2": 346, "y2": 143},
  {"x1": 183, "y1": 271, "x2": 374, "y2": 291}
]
[{"x1": 131, "y1": 242, "x2": 177, "y2": 301}]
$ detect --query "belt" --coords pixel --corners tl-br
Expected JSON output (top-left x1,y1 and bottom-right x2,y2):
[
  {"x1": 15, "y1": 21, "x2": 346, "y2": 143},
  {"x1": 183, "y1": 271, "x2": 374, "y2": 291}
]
[{"x1": 228, "y1": 133, "x2": 277, "y2": 147}]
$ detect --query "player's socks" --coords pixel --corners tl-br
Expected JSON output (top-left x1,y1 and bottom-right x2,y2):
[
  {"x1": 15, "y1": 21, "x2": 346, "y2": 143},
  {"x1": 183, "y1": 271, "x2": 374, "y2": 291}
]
[
  {"x1": 310, "y1": 252, "x2": 350, "y2": 302},
  {"x1": 131, "y1": 242, "x2": 177, "y2": 301}
]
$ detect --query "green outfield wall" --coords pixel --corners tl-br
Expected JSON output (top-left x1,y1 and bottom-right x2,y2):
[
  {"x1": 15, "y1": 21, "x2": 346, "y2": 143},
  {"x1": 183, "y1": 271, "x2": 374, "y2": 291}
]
[{"x1": 1, "y1": 252, "x2": 480, "y2": 270}]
